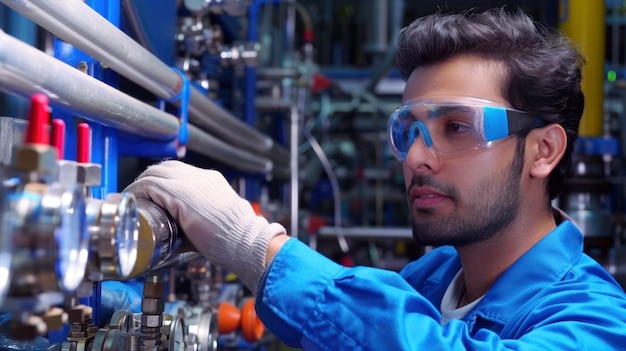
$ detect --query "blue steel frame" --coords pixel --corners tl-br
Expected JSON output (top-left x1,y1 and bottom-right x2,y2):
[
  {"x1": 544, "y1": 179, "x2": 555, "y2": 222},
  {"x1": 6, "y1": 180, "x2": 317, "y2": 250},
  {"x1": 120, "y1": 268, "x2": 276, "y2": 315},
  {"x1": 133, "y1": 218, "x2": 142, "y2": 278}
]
[
  {"x1": 53, "y1": 0, "x2": 120, "y2": 199},
  {"x1": 51, "y1": 0, "x2": 122, "y2": 330},
  {"x1": 244, "y1": 0, "x2": 289, "y2": 202}
]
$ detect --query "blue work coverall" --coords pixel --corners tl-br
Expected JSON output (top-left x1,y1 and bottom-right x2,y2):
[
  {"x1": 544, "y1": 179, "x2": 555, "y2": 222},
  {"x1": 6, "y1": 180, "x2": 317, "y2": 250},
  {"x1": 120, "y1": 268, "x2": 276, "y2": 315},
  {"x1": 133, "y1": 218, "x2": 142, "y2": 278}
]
[{"x1": 256, "y1": 219, "x2": 626, "y2": 350}]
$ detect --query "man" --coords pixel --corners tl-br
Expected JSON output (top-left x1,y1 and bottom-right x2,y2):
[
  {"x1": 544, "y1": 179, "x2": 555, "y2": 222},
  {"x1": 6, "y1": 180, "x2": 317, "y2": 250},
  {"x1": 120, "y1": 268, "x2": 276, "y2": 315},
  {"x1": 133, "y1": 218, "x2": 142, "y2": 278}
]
[{"x1": 126, "y1": 8, "x2": 626, "y2": 350}]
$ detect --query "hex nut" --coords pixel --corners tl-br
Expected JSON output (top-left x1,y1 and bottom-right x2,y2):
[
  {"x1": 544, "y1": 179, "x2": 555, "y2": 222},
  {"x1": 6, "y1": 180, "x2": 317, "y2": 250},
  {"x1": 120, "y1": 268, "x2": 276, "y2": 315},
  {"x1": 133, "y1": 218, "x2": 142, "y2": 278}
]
[
  {"x1": 76, "y1": 162, "x2": 102, "y2": 187},
  {"x1": 68, "y1": 305, "x2": 90, "y2": 324},
  {"x1": 140, "y1": 326, "x2": 162, "y2": 335},
  {"x1": 142, "y1": 298, "x2": 165, "y2": 314},
  {"x1": 142, "y1": 314, "x2": 163, "y2": 328},
  {"x1": 44, "y1": 307, "x2": 68, "y2": 330},
  {"x1": 13, "y1": 145, "x2": 58, "y2": 174},
  {"x1": 57, "y1": 160, "x2": 78, "y2": 186},
  {"x1": 143, "y1": 282, "x2": 164, "y2": 298},
  {"x1": 140, "y1": 338, "x2": 162, "y2": 348}
]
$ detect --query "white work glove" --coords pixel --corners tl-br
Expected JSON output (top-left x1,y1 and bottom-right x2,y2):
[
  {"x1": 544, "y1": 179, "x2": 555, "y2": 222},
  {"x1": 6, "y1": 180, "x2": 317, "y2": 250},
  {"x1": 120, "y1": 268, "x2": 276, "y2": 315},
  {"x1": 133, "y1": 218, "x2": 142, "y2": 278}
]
[{"x1": 123, "y1": 160, "x2": 286, "y2": 293}]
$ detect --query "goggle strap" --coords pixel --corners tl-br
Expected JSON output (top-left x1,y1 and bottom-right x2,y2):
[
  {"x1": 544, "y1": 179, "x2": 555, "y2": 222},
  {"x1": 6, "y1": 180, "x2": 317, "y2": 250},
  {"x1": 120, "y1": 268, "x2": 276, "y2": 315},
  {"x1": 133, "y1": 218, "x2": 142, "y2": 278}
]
[{"x1": 506, "y1": 110, "x2": 545, "y2": 135}]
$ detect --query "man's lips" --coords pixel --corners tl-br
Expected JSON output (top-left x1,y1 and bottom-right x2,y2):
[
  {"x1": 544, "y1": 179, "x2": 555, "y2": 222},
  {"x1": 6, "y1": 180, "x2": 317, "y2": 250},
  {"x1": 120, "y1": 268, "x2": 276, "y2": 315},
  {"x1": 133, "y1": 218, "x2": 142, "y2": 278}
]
[{"x1": 409, "y1": 187, "x2": 450, "y2": 207}]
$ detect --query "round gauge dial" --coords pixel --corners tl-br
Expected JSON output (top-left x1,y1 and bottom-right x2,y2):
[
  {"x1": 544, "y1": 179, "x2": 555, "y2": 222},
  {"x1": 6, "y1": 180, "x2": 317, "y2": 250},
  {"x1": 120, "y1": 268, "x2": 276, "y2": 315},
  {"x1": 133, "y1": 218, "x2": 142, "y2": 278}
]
[{"x1": 168, "y1": 315, "x2": 187, "y2": 351}]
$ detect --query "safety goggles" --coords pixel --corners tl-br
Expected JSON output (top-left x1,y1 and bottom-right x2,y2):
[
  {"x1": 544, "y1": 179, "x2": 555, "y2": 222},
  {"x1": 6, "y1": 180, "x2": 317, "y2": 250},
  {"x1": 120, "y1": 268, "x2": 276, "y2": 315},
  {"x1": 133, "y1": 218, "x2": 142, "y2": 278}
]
[{"x1": 387, "y1": 99, "x2": 545, "y2": 161}]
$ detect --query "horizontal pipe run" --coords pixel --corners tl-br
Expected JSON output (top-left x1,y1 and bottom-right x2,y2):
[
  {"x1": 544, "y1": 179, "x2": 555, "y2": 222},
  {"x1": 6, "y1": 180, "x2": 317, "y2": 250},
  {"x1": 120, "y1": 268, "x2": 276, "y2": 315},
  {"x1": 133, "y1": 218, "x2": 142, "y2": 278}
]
[
  {"x1": 188, "y1": 90, "x2": 274, "y2": 155},
  {"x1": 187, "y1": 124, "x2": 272, "y2": 174},
  {"x1": 0, "y1": 29, "x2": 276, "y2": 174},
  {"x1": 0, "y1": 29, "x2": 178, "y2": 140},
  {"x1": 1, "y1": 0, "x2": 288, "y2": 158}
]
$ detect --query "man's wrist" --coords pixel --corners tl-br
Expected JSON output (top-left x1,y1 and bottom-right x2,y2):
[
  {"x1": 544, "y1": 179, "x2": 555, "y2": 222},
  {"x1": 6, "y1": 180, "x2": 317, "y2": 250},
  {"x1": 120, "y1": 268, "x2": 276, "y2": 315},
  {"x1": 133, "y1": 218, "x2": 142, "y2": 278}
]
[{"x1": 265, "y1": 233, "x2": 290, "y2": 267}]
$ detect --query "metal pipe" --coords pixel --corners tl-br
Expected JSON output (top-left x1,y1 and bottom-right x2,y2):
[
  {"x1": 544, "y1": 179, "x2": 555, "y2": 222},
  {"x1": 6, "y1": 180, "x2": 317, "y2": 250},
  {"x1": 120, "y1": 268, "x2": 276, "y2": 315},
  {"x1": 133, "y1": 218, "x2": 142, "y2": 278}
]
[
  {"x1": 289, "y1": 105, "x2": 299, "y2": 238},
  {"x1": 121, "y1": 0, "x2": 154, "y2": 54},
  {"x1": 1, "y1": 0, "x2": 288, "y2": 159},
  {"x1": 0, "y1": 29, "x2": 273, "y2": 174},
  {"x1": 244, "y1": 0, "x2": 293, "y2": 167},
  {"x1": 188, "y1": 90, "x2": 289, "y2": 166},
  {"x1": 0, "y1": 29, "x2": 177, "y2": 140},
  {"x1": 187, "y1": 124, "x2": 272, "y2": 173},
  {"x1": 3, "y1": 0, "x2": 178, "y2": 98},
  {"x1": 254, "y1": 97, "x2": 300, "y2": 236},
  {"x1": 365, "y1": 0, "x2": 389, "y2": 61},
  {"x1": 364, "y1": 0, "x2": 403, "y2": 93}
]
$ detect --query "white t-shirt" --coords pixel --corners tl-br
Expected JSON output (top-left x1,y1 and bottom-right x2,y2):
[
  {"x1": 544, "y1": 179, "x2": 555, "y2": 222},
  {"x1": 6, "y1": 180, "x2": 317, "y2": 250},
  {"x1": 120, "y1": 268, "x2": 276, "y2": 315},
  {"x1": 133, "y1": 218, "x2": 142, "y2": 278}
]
[{"x1": 440, "y1": 268, "x2": 485, "y2": 325}]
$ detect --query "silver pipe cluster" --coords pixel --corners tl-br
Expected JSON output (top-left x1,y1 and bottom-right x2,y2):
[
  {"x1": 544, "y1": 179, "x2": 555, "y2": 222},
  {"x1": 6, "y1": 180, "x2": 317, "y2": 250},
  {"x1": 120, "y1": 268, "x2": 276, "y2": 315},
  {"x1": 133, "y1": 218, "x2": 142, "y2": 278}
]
[
  {"x1": 0, "y1": 0, "x2": 289, "y2": 176},
  {"x1": 0, "y1": 29, "x2": 273, "y2": 174}
]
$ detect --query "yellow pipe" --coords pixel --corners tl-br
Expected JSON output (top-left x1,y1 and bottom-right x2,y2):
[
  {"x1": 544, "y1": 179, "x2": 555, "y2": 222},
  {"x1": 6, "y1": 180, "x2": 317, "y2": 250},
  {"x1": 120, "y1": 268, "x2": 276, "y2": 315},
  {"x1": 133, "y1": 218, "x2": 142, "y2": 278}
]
[{"x1": 559, "y1": 0, "x2": 606, "y2": 137}]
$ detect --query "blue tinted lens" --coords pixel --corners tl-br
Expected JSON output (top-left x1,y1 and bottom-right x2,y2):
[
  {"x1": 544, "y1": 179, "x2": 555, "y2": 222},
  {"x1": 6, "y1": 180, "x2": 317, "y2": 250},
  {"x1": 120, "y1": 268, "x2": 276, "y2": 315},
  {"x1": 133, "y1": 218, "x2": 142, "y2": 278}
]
[{"x1": 388, "y1": 110, "x2": 434, "y2": 161}]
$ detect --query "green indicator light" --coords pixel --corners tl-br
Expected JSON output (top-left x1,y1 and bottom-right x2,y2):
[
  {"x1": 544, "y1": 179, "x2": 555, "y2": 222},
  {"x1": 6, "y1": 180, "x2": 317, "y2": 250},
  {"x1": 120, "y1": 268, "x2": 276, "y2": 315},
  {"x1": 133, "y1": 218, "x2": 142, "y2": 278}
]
[{"x1": 608, "y1": 70, "x2": 617, "y2": 82}]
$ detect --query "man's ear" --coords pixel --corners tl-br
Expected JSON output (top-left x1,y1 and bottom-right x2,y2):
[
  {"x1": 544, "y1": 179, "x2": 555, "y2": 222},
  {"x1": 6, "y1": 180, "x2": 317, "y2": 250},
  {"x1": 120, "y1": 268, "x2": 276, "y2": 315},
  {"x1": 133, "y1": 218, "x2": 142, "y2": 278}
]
[{"x1": 528, "y1": 124, "x2": 567, "y2": 179}]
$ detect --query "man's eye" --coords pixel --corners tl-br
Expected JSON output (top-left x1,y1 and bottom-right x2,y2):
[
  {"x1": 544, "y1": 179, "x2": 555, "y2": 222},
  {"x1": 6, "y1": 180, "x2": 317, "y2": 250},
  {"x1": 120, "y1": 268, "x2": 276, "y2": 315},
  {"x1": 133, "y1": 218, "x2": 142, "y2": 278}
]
[{"x1": 446, "y1": 122, "x2": 472, "y2": 134}]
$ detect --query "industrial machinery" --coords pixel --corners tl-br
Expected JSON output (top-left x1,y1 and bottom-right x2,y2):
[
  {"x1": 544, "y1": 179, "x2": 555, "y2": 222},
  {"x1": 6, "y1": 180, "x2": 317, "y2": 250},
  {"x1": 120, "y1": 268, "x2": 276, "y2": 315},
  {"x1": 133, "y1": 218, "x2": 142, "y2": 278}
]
[
  {"x1": 0, "y1": 1, "x2": 294, "y2": 349},
  {"x1": 0, "y1": 0, "x2": 626, "y2": 350},
  {"x1": 0, "y1": 93, "x2": 263, "y2": 350}
]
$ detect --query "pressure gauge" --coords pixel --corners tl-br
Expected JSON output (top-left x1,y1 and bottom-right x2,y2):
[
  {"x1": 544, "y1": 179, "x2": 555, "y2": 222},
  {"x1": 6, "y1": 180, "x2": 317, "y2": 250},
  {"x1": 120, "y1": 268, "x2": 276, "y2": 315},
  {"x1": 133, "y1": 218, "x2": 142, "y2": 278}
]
[
  {"x1": 97, "y1": 192, "x2": 139, "y2": 279},
  {"x1": 166, "y1": 315, "x2": 187, "y2": 351}
]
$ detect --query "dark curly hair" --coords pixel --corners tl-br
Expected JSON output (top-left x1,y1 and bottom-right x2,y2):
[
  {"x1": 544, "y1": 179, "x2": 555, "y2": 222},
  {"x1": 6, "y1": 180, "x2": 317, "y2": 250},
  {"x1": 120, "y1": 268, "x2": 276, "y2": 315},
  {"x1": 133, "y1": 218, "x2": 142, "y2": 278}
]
[{"x1": 395, "y1": 8, "x2": 585, "y2": 201}]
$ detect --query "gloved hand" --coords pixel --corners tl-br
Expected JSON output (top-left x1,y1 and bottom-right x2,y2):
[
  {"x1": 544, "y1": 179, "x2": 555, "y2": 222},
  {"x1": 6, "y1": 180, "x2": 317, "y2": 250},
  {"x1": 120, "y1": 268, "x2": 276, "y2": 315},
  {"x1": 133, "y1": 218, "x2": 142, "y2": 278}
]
[{"x1": 123, "y1": 160, "x2": 287, "y2": 294}]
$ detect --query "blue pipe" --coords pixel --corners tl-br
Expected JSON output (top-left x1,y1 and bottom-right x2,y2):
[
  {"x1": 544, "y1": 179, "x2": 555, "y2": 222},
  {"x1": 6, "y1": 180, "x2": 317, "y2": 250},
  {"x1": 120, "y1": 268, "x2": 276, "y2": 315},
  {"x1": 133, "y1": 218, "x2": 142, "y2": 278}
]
[
  {"x1": 245, "y1": 0, "x2": 287, "y2": 200},
  {"x1": 87, "y1": 0, "x2": 120, "y2": 197},
  {"x1": 245, "y1": 0, "x2": 288, "y2": 125},
  {"x1": 70, "y1": 0, "x2": 120, "y2": 328}
]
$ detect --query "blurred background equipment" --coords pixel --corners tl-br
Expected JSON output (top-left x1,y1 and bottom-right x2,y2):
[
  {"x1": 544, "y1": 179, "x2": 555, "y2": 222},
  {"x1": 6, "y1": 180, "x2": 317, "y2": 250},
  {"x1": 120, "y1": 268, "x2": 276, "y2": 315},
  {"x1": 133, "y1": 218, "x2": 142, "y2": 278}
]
[{"x1": 0, "y1": 0, "x2": 624, "y2": 350}]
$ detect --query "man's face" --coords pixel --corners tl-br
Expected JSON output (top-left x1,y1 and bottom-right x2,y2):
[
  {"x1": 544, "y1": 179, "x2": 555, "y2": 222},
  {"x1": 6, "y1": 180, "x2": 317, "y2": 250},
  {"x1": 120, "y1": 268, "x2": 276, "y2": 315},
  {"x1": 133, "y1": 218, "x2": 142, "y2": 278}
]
[{"x1": 401, "y1": 55, "x2": 524, "y2": 247}]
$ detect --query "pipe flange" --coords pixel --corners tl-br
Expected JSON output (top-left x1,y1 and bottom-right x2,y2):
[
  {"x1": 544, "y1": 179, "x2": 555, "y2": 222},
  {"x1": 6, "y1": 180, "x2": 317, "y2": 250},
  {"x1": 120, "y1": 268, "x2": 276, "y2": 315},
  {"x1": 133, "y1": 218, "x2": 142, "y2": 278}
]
[{"x1": 96, "y1": 192, "x2": 139, "y2": 279}]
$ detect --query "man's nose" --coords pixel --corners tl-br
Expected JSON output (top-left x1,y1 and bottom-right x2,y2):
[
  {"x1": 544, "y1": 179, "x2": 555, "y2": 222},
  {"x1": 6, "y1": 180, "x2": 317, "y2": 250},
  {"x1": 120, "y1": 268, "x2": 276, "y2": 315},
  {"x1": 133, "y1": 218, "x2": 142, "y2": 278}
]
[{"x1": 404, "y1": 130, "x2": 440, "y2": 174}]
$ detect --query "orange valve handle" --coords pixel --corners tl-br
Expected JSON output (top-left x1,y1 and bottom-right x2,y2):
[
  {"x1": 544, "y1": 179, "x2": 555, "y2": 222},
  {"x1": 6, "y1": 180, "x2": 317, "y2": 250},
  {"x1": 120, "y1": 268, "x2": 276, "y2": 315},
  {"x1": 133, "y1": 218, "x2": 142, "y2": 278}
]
[
  {"x1": 240, "y1": 298, "x2": 264, "y2": 343},
  {"x1": 217, "y1": 299, "x2": 265, "y2": 343},
  {"x1": 217, "y1": 301, "x2": 241, "y2": 334}
]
